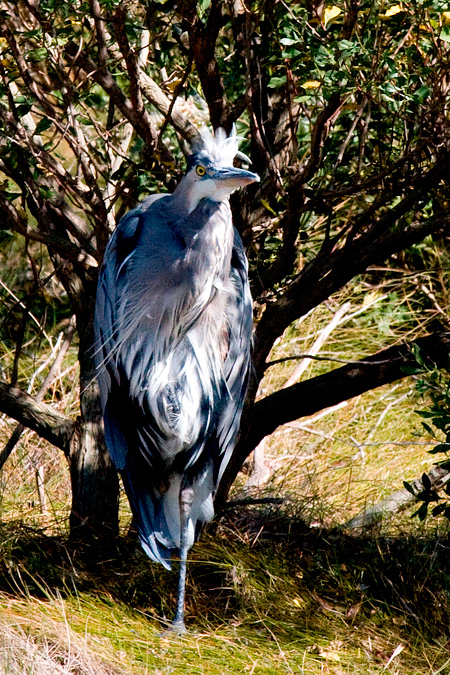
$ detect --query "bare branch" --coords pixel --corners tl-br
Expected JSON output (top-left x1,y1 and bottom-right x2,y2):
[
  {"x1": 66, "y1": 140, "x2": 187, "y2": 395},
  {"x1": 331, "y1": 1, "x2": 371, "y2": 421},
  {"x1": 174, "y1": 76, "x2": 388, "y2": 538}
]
[
  {"x1": 89, "y1": 0, "x2": 108, "y2": 68},
  {"x1": 0, "y1": 193, "x2": 96, "y2": 267},
  {"x1": 114, "y1": 6, "x2": 144, "y2": 113},
  {"x1": 253, "y1": 156, "x2": 450, "y2": 372},
  {"x1": 92, "y1": 26, "x2": 199, "y2": 143},
  {"x1": 295, "y1": 92, "x2": 342, "y2": 185},
  {"x1": 157, "y1": 53, "x2": 194, "y2": 145},
  {"x1": 177, "y1": 0, "x2": 227, "y2": 128},
  {"x1": 0, "y1": 381, "x2": 75, "y2": 454},
  {"x1": 0, "y1": 317, "x2": 76, "y2": 470},
  {"x1": 139, "y1": 72, "x2": 199, "y2": 142},
  {"x1": 65, "y1": 41, "x2": 157, "y2": 154}
]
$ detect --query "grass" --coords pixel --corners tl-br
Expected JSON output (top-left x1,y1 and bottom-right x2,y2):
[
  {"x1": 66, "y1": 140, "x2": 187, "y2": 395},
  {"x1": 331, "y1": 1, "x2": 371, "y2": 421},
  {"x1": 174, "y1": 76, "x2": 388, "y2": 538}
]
[
  {"x1": 0, "y1": 519, "x2": 449, "y2": 673},
  {"x1": 1, "y1": 268, "x2": 450, "y2": 672}
]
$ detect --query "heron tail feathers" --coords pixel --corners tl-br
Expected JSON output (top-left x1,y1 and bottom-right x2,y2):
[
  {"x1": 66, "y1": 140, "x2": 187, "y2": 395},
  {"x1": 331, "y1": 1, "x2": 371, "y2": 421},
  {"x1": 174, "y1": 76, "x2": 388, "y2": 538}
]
[{"x1": 122, "y1": 461, "x2": 215, "y2": 569}]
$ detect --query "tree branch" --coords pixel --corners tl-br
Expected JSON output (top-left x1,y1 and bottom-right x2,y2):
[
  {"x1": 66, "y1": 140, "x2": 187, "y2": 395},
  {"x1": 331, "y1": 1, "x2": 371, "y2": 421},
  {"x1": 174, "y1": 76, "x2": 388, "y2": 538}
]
[
  {"x1": 177, "y1": 0, "x2": 226, "y2": 128},
  {"x1": 0, "y1": 317, "x2": 76, "y2": 470},
  {"x1": 0, "y1": 382, "x2": 75, "y2": 455},
  {"x1": 216, "y1": 330, "x2": 450, "y2": 504},
  {"x1": 0, "y1": 195, "x2": 95, "y2": 266},
  {"x1": 253, "y1": 153, "x2": 450, "y2": 373},
  {"x1": 89, "y1": 0, "x2": 108, "y2": 68},
  {"x1": 295, "y1": 92, "x2": 342, "y2": 185},
  {"x1": 65, "y1": 41, "x2": 157, "y2": 155}
]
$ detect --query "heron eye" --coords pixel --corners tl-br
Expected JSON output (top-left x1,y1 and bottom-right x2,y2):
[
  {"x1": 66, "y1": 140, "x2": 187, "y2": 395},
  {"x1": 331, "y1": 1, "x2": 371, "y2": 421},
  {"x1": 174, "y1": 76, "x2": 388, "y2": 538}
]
[{"x1": 196, "y1": 165, "x2": 206, "y2": 176}]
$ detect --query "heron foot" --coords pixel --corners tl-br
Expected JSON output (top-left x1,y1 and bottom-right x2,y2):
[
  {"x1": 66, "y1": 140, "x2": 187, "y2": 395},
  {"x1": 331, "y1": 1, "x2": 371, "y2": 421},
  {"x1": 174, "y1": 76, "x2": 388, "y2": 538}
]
[
  {"x1": 170, "y1": 619, "x2": 187, "y2": 635},
  {"x1": 160, "y1": 619, "x2": 187, "y2": 638}
]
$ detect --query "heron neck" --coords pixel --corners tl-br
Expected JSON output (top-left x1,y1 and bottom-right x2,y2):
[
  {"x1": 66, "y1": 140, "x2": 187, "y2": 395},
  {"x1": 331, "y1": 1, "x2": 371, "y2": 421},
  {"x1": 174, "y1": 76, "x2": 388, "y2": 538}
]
[
  {"x1": 170, "y1": 178, "x2": 230, "y2": 215},
  {"x1": 169, "y1": 178, "x2": 197, "y2": 215}
]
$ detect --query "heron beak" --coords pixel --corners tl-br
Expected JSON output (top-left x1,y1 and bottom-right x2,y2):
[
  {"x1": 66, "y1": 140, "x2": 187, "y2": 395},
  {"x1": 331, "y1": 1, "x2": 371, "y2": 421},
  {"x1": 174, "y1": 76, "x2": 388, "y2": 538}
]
[{"x1": 212, "y1": 166, "x2": 260, "y2": 188}]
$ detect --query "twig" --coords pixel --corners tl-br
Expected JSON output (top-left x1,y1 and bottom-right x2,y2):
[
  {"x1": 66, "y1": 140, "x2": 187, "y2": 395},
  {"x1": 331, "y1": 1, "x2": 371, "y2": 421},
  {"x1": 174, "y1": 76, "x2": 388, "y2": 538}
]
[
  {"x1": 217, "y1": 331, "x2": 450, "y2": 504},
  {"x1": 224, "y1": 497, "x2": 284, "y2": 508},
  {"x1": 27, "y1": 333, "x2": 63, "y2": 394},
  {"x1": 0, "y1": 279, "x2": 52, "y2": 346},
  {"x1": 333, "y1": 97, "x2": 368, "y2": 172},
  {"x1": 248, "y1": 304, "x2": 351, "y2": 487},
  {"x1": 35, "y1": 465, "x2": 47, "y2": 516},
  {"x1": 65, "y1": 41, "x2": 157, "y2": 153},
  {"x1": 157, "y1": 52, "x2": 194, "y2": 147},
  {"x1": 283, "y1": 302, "x2": 351, "y2": 387},
  {"x1": 295, "y1": 92, "x2": 342, "y2": 185},
  {"x1": 364, "y1": 390, "x2": 411, "y2": 444},
  {"x1": 89, "y1": 0, "x2": 108, "y2": 68}
]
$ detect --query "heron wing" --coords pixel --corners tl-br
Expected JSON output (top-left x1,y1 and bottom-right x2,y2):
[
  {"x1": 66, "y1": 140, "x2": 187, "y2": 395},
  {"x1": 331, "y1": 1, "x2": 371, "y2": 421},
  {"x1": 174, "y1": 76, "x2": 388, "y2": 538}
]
[
  {"x1": 95, "y1": 194, "x2": 191, "y2": 567},
  {"x1": 214, "y1": 228, "x2": 253, "y2": 486},
  {"x1": 94, "y1": 193, "x2": 173, "y2": 471}
]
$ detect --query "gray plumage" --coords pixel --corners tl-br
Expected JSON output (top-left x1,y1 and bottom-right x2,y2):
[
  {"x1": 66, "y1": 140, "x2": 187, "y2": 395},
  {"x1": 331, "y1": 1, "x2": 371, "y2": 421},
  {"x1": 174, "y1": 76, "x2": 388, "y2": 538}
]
[{"x1": 94, "y1": 127, "x2": 259, "y2": 630}]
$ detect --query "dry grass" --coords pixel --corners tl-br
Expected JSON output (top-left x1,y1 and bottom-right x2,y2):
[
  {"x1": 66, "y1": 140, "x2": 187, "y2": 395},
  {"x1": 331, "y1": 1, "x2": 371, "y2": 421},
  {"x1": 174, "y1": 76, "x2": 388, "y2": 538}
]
[
  {"x1": 0, "y1": 520, "x2": 448, "y2": 674},
  {"x1": 0, "y1": 618, "x2": 123, "y2": 675}
]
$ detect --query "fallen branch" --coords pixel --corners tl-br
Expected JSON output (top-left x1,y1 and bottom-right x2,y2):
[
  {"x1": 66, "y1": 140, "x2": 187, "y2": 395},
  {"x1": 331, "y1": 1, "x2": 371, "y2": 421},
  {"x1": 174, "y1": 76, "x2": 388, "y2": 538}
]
[{"x1": 345, "y1": 464, "x2": 450, "y2": 529}]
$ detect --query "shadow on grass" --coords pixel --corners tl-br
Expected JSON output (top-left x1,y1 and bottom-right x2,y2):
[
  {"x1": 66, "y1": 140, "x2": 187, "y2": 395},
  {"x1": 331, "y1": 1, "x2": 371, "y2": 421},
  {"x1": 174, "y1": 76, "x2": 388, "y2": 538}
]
[{"x1": 0, "y1": 506, "x2": 449, "y2": 643}]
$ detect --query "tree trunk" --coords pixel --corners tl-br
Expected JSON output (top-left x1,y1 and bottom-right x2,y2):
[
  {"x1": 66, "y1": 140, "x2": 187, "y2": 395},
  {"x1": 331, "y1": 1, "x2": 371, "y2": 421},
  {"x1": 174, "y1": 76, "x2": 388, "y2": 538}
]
[{"x1": 68, "y1": 307, "x2": 120, "y2": 551}]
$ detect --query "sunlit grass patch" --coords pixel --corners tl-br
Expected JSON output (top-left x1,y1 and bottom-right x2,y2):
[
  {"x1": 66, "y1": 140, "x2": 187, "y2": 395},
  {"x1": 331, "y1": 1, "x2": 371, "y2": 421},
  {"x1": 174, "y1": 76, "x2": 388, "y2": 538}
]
[{"x1": 0, "y1": 522, "x2": 449, "y2": 673}]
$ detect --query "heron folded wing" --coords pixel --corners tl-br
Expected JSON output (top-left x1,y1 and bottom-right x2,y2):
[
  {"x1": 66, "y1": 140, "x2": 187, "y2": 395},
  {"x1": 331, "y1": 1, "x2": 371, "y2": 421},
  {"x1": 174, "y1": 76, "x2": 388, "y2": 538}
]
[{"x1": 215, "y1": 229, "x2": 253, "y2": 486}]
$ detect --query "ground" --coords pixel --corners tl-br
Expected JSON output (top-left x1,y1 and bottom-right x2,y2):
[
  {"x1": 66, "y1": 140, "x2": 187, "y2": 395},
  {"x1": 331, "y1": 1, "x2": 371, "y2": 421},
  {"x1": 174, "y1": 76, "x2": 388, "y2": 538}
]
[{"x1": 0, "y1": 282, "x2": 449, "y2": 674}]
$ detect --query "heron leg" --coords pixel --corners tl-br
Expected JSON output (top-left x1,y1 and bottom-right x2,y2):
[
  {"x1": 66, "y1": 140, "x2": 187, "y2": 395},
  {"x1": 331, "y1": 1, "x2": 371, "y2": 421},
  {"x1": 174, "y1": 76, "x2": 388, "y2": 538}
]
[{"x1": 171, "y1": 483, "x2": 194, "y2": 633}]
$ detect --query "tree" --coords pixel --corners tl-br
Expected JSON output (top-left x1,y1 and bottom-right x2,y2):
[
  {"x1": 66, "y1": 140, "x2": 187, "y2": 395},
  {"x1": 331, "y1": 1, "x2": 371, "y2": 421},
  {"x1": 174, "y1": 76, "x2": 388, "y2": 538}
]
[{"x1": 0, "y1": 0, "x2": 449, "y2": 542}]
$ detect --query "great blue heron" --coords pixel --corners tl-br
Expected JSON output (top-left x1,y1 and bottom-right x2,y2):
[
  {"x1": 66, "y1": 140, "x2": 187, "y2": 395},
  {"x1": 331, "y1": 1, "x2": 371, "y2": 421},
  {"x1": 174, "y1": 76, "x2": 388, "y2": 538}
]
[{"x1": 94, "y1": 126, "x2": 259, "y2": 632}]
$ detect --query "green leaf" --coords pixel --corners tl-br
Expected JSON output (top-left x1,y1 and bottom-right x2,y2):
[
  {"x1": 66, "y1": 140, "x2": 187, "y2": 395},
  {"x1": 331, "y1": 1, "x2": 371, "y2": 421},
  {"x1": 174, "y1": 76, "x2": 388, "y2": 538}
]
[
  {"x1": 26, "y1": 47, "x2": 47, "y2": 63},
  {"x1": 268, "y1": 76, "x2": 287, "y2": 89},
  {"x1": 417, "y1": 502, "x2": 428, "y2": 521},
  {"x1": 16, "y1": 104, "x2": 32, "y2": 117},
  {"x1": 412, "y1": 85, "x2": 431, "y2": 103},
  {"x1": 421, "y1": 422, "x2": 435, "y2": 436},
  {"x1": 261, "y1": 199, "x2": 277, "y2": 215},
  {"x1": 197, "y1": 0, "x2": 211, "y2": 19},
  {"x1": 34, "y1": 118, "x2": 52, "y2": 135},
  {"x1": 432, "y1": 503, "x2": 447, "y2": 516},
  {"x1": 265, "y1": 236, "x2": 282, "y2": 252},
  {"x1": 440, "y1": 24, "x2": 450, "y2": 42},
  {"x1": 403, "y1": 481, "x2": 416, "y2": 496},
  {"x1": 422, "y1": 473, "x2": 431, "y2": 491},
  {"x1": 428, "y1": 443, "x2": 450, "y2": 455}
]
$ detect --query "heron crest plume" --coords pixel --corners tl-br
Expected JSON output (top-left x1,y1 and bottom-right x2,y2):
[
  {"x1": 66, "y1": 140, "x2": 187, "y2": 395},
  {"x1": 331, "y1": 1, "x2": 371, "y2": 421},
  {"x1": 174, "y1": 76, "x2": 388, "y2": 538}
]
[{"x1": 190, "y1": 125, "x2": 251, "y2": 167}]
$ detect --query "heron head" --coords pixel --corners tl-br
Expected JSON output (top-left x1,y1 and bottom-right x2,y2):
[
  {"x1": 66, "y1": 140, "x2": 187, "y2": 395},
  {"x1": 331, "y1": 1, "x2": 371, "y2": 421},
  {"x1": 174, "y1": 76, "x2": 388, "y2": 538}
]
[{"x1": 180, "y1": 126, "x2": 260, "y2": 212}]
